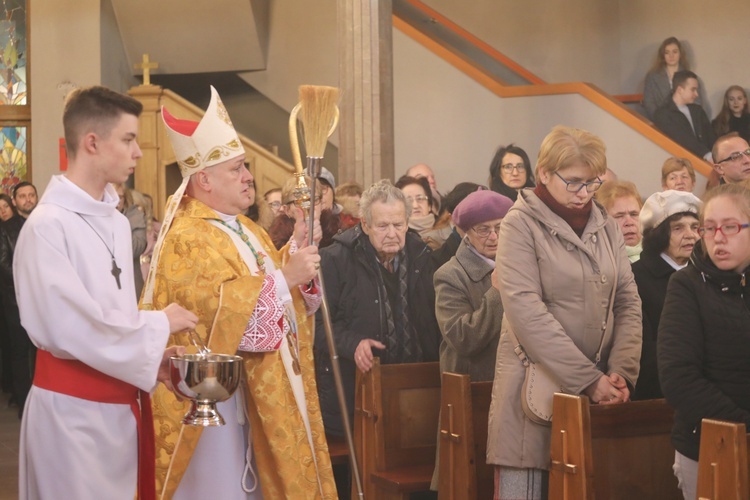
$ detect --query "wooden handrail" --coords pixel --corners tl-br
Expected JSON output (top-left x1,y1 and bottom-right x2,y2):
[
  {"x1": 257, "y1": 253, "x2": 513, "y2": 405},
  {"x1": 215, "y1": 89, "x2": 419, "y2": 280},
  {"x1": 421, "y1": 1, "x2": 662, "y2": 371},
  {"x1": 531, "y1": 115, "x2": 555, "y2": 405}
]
[
  {"x1": 400, "y1": 0, "x2": 545, "y2": 86},
  {"x1": 392, "y1": 3, "x2": 712, "y2": 178}
]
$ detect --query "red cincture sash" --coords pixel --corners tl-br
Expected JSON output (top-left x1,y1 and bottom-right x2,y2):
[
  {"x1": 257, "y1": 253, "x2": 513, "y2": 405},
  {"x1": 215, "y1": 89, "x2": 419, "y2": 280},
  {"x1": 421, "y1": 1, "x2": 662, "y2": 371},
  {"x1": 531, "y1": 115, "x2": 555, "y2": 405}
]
[{"x1": 33, "y1": 349, "x2": 156, "y2": 500}]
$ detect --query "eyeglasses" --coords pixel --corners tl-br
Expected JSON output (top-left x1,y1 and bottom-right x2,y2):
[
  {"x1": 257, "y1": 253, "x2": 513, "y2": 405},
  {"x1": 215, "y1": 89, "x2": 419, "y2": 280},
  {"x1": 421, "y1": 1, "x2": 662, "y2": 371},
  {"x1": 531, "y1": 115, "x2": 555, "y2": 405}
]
[
  {"x1": 698, "y1": 223, "x2": 750, "y2": 238},
  {"x1": 501, "y1": 163, "x2": 525, "y2": 173},
  {"x1": 471, "y1": 224, "x2": 502, "y2": 238},
  {"x1": 406, "y1": 195, "x2": 429, "y2": 204},
  {"x1": 268, "y1": 201, "x2": 282, "y2": 210},
  {"x1": 554, "y1": 171, "x2": 603, "y2": 193},
  {"x1": 716, "y1": 148, "x2": 750, "y2": 164}
]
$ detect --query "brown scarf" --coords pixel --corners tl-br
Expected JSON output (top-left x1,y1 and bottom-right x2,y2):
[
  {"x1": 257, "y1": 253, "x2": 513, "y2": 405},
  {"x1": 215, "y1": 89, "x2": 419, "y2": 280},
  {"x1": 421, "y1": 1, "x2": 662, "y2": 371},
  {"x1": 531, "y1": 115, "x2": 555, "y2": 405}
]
[{"x1": 534, "y1": 183, "x2": 592, "y2": 237}]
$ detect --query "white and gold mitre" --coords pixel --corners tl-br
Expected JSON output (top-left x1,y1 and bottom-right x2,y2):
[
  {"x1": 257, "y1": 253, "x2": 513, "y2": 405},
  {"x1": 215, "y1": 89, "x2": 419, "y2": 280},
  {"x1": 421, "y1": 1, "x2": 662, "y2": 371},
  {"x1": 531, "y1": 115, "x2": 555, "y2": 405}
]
[{"x1": 161, "y1": 85, "x2": 244, "y2": 177}]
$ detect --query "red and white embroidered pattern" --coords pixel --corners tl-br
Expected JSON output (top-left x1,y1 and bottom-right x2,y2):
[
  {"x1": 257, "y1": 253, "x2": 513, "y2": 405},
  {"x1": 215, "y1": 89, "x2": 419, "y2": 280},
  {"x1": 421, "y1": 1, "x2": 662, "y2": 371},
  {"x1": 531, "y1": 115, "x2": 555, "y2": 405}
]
[
  {"x1": 238, "y1": 274, "x2": 285, "y2": 352},
  {"x1": 300, "y1": 278, "x2": 322, "y2": 316}
]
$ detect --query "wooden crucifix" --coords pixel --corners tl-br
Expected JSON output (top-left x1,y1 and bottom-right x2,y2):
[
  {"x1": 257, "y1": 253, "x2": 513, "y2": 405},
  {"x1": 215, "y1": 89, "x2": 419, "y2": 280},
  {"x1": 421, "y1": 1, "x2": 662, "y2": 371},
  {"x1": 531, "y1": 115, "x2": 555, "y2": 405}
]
[{"x1": 134, "y1": 54, "x2": 159, "y2": 86}]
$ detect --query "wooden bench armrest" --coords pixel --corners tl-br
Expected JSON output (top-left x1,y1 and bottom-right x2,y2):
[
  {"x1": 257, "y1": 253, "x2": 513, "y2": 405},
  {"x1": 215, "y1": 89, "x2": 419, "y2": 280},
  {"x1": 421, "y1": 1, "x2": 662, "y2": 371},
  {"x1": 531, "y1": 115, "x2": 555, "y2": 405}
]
[{"x1": 371, "y1": 464, "x2": 435, "y2": 493}]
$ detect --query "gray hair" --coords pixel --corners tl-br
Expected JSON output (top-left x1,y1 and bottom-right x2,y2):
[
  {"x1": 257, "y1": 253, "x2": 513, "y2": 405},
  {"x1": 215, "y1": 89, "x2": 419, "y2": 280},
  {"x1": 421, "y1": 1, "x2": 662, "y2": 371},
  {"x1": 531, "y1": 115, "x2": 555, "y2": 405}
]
[{"x1": 359, "y1": 179, "x2": 411, "y2": 225}]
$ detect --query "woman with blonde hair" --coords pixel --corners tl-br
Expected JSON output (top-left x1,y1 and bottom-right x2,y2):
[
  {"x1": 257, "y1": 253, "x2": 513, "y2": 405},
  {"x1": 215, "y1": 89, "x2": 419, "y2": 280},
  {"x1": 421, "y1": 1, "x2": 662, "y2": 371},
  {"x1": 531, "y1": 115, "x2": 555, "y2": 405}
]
[
  {"x1": 711, "y1": 85, "x2": 750, "y2": 142},
  {"x1": 661, "y1": 157, "x2": 696, "y2": 192},
  {"x1": 487, "y1": 126, "x2": 642, "y2": 499},
  {"x1": 659, "y1": 183, "x2": 750, "y2": 499},
  {"x1": 595, "y1": 180, "x2": 644, "y2": 262}
]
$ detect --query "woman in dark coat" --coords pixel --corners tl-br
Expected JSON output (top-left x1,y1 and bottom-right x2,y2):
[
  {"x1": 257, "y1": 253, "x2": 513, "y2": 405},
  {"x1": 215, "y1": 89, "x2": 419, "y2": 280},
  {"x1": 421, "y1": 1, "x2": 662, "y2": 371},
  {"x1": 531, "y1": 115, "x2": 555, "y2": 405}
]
[
  {"x1": 631, "y1": 190, "x2": 701, "y2": 400},
  {"x1": 658, "y1": 183, "x2": 750, "y2": 500}
]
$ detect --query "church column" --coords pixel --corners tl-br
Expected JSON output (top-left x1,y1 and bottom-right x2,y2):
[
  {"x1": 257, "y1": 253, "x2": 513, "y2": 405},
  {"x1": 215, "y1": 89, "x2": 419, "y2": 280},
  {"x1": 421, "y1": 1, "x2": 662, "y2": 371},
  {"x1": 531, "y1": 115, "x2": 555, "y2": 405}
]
[{"x1": 337, "y1": 0, "x2": 395, "y2": 186}]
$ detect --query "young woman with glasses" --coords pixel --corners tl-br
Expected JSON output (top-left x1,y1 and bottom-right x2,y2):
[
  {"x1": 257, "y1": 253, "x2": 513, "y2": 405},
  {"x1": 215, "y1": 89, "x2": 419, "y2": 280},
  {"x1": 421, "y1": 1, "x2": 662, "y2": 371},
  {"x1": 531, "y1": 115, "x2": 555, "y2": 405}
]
[
  {"x1": 487, "y1": 126, "x2": 642, "y2": 499},
  {"x1": 658, "y1": 183, "x2": 750, "y2": 500},
  {"x1": 488, "y1": 143, "x2": 536, "y2": 202}
]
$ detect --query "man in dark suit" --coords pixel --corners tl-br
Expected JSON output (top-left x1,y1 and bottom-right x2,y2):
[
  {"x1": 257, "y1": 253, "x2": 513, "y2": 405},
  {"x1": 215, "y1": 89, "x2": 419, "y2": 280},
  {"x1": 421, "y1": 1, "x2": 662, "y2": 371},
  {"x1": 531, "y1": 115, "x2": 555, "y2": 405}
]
[
  {"x1": 0, "y1": 181, "x2": 38, "y2": 416},
  {"x1": 654, "y1": 70, "x2": 716, "y2": 161}
]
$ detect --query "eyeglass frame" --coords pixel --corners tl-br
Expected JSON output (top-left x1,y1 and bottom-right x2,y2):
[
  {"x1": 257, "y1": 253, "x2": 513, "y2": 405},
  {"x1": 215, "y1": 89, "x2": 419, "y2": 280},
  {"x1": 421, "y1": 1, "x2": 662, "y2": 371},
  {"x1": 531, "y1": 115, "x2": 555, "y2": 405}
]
[
  {"x1": 698, "y1": 223, "x2": 750, "y2": 238},
  {"x1": 553, "y1": 171, "x2": 603, "y2": 193},
  {"x1": 471, "y1": 224, "x2": 502, "y2": 239},
  {"x1": 716, "y1": 148, "x2": 750, "y2": 164},
  {"x1": 501, "y1": 163, "x2": 526, "y2": 173},
  {"x1": 405, "y1": 195, "x2": 430, "y2": 204}
]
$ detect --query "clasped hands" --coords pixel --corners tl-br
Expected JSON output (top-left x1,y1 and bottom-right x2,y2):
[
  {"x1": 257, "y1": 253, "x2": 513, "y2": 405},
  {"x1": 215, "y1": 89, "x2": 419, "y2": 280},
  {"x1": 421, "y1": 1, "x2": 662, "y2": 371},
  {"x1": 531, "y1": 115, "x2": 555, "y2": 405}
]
[{"x1": 584, "y1": 372, "x2": 630, "y2": 405}]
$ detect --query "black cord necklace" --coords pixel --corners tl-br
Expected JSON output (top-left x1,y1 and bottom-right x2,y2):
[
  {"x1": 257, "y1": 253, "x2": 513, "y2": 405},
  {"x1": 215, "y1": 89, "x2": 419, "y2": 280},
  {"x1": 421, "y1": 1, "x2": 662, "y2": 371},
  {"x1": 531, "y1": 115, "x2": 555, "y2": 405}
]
[{"x1": 76, "y1": 213, "x2": 122, "y2": 289}]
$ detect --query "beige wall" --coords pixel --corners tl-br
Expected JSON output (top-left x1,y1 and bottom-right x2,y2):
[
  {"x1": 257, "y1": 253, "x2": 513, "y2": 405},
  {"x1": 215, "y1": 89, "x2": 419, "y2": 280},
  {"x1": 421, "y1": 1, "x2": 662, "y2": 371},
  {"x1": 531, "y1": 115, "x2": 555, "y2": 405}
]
[
  {"x1": 238, "y1": 0, "x2": 339, "y2": 144},
  {"x1": 392, "y1": 29, "x2": 706, "y2": 198},
  {"x1": 425, "y1": 0, "x2": 750, "y2": 116},
  {"x1": 424, "y1": 0, "x2": 624, "y2": 92},
  {"x1": 30, "y1": 0, "x2": 102, "y2": 191}
]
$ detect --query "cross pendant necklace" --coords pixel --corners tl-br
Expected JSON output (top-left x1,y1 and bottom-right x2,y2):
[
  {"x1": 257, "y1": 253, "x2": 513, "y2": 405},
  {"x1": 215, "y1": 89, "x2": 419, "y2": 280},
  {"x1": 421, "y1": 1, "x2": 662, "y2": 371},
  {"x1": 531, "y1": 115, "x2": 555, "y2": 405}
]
[{"x1": 77, "y1": 214, "x2": 122, "y2": 289}]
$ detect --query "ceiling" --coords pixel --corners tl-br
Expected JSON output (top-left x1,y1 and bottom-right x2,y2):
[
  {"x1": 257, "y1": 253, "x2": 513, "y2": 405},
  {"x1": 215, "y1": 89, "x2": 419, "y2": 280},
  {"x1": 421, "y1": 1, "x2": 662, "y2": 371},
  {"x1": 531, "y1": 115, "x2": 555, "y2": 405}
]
[{"x1": 110, "y1": 0, "x2": 268, "y2": 76}]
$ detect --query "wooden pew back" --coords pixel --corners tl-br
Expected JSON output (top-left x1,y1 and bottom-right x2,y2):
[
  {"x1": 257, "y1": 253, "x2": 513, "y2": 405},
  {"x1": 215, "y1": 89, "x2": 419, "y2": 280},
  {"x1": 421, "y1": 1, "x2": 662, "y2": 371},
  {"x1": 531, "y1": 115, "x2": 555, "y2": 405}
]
[
  {"x1": 353, "y1": 359, "x2": 441, "y2": 499},
  {"x1": 549, "y1": 394, "x2": 680, "y2": 500},
  {"x1": 437, "y1": 372, "x2": 493, "y2": 500},
  {"x1": 697, "y1": 419, "x2": 750, "y2": 500}
]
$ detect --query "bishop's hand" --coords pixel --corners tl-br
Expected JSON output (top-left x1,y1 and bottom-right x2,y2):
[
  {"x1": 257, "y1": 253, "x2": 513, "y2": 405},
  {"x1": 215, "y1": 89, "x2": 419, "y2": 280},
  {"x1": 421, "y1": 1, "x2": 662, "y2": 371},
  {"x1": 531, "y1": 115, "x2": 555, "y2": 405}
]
[
  {"x1": 282, "y1": 245, "x2": 320, "y2": 288},
  {"x1": 291, "y1": 206, "x2": 322, "y2": 248}
]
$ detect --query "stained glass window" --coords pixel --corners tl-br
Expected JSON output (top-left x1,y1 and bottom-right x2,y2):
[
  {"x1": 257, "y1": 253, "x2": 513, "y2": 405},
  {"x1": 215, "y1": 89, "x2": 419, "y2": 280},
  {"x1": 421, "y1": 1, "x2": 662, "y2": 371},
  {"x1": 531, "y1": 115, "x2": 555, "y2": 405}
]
[
  {"x1": 0, "y1": 0, "x2": 27, "y2": 106},
  {"x1": 0, "y1": 125, "x2": 26, "y2": 194}
]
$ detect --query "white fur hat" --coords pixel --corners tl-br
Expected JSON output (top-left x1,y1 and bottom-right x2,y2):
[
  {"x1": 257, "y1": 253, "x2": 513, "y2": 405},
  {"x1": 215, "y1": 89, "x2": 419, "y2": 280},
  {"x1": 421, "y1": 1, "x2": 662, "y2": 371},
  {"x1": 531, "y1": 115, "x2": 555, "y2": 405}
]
[{"x1": 640, "y1": 189, "x2": 702, "y2": 232}]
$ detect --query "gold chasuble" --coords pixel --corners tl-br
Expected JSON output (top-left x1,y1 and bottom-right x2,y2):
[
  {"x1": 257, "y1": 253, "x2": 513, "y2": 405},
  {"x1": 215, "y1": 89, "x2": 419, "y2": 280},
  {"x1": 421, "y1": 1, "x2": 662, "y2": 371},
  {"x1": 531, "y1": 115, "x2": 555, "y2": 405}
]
[{"x1": 147, "y1": 196, "x2": 336, "y2": 499}]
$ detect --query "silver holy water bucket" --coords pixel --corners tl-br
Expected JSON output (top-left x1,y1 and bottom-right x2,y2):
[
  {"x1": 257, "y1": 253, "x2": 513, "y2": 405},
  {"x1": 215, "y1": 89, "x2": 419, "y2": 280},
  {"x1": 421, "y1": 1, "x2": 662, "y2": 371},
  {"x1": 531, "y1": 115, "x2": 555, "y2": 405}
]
[{"x1": 169, "y1": 353, "x2": 243, "y2": 426}]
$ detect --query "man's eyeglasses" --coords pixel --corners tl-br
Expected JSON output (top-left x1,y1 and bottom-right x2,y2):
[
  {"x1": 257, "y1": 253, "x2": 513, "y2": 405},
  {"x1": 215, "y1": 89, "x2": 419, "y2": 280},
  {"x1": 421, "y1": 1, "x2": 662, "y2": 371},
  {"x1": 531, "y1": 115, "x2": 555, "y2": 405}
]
[
  {"x1": 406, "y1": 195, "x2": 429, "y2": 204},
  {"x1": 268, "y1": 201, "x2": 282, "y2": 210},
  {"x1": 698, "y1": 223, "x2": 750, "y2": 238},
  {"x1": 554, "y1": 171, "x2": 603, "y2": 193},
  {"x1": 471, "y1": 224, "x2": 502, "y2": 238},
  {"x1": 716, "y1": 149, "x2": 750, "y2": 164},
  {"x1": 501, "y1": 163, "x2": 525, "y2": 173}
]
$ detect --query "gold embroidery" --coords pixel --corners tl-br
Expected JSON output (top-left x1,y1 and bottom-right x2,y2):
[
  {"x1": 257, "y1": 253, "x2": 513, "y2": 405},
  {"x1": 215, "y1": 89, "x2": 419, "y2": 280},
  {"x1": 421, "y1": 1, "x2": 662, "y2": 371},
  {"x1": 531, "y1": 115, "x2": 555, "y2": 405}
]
[
  {"x1": 147, "y1": 198, "x2": 337, "y2": 499},
  {"x1": 215, "y1": 96, "x2": 234, "y2": 127},
  {"x1": 205, "y1": 148, "x2": 223, "y2": 162}
]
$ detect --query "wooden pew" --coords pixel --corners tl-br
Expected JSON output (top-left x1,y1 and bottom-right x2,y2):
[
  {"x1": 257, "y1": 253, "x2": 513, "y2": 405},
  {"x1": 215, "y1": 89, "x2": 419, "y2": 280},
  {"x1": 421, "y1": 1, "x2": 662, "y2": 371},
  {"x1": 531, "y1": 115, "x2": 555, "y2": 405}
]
[
  {"x1": 326, "y1": 433, "x2": 350, "y2": 466},
  {"x1": 697, "y1": 419, "x2": 750, "y2": 500},
  {"x1": 352, "y1": 358, "x2": 441, "y2": 500},
  {"x1": 549, "y1": 394, "x2": 680, "y2": 500},
  {"x1": 437, "y1": 372, "x2": 493, "y2": 500}
]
